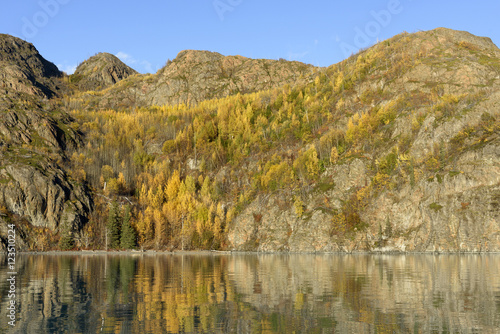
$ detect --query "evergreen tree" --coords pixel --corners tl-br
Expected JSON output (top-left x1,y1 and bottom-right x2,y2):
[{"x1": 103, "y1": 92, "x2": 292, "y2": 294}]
[
  {"x1": 107, "y1": 201, "x2": 121, "y2": 249},
  {"x1": 59, "y1": 216, "x2": 74, "y2": 250},
  {"x1": 120, "y1": 205, "x2": 136, "y2": 249}
]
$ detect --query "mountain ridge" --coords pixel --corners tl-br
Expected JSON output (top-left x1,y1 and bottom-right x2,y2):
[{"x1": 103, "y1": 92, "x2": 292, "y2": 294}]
[
  {"x1": 226, "y1": 28, "x2": 500, "y2": 252},
  {"x1": 70, "y1": 48, "x2": 317, "y2": 109},
  {"x1": 0, "y1": 34, "x2": 62, "y2": 99},
  {"x1": 0, "y1": 27, "x2": 498, "y2": 252}
]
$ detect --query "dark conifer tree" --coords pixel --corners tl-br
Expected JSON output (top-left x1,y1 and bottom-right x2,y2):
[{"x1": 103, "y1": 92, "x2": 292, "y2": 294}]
[
  {"x1": 107, "y1": 201, "x2": 121, "y2": 249},
  {"x1": 120, "y1": 205, "x2": 136, "y2": 249}
]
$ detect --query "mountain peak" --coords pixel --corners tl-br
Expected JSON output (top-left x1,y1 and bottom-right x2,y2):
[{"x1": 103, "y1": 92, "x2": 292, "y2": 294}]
[
  {"x1": 71, "y1": 52, "x2": 138, "y2": 91},
  {"x1": 425, "y1": 27, "x2": 498, "y2": 50},
  {"x1": 175, "y1": 49, "x2": 224, "y2": 59},
  {"x1": 92, "y1": 48, "x2": 316, "y2": 108},
  {"x1": 0, "y1": 34, "x2": 61, "y2": 78},
  {"x1": 0, "y1": 34, "x2": 62, "y2": 98}
]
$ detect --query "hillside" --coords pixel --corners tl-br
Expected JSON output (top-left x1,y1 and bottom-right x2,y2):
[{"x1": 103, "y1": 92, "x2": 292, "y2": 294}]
[
  {"x1": 228, "y1": 28, "x2": 500, "y2": 252},
  {"x1": 0, "y1": 35, "x2": 318, "y2": 251},
  {"x1": 69, "y1": 49, "x2": 316, "y2": 109},
  {"x1": 0, "y1": 35, "x2": 92, "y2": 251},
  {"x1": 0, "y1": 34, "x2": 62, "y2": 99},
  {"x1": 70, "y1": 52, "x2": 138, "y2": 91},
  {"x1": 0, "y1": 28, "x2": 499, "y2": 252}
]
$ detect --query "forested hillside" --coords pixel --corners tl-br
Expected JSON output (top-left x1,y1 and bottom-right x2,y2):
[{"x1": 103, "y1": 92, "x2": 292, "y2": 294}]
[{"x1": 0, "y1": 28, "x2": 499, "y2": 252}]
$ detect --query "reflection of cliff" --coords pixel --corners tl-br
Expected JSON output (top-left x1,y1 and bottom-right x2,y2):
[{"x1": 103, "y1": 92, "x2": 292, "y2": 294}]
[
  {"x1": 226, "y1": 254, "x2": 500, "y2": 333},
  {"x1": 0, "y1": 254, "x2": 499, "y2": 333}
]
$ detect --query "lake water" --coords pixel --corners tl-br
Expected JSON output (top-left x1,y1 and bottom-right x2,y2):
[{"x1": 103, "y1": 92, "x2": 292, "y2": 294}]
[{"x1": 1, "y1": 253, "x2": 500, "y2": 333}]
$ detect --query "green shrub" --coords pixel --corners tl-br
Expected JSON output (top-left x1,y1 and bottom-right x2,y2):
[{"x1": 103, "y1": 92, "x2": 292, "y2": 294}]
[{"x1": 429, "y1": 202, "x2": 443, "y2": 211}]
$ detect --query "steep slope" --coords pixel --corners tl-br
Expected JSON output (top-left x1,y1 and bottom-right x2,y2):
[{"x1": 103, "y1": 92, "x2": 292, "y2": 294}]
[
  {"x1": 66, "y1": 28, "x2": 499, "y2": 252},
  {"x1": 228, "y1": 28, "x2": 500, "y2": 252},
  {"x1": 73, "y1": 50, "x2": 316, "y2": 109},
  {"x1": 0, "y1": 34, "x2": 61, "y2": 99},
  {"x1": 0, "y1": 37, "x2": 92, "y2": 251},
  {"x1": 70, "y1": 52, "x2": 138, "y2": 91},
  {"x1": 2, "y1": 28, "x2": 499, "y2": 253},
  {"x1": 149, "y1": 50, "x2": 315, "y2": 105}
]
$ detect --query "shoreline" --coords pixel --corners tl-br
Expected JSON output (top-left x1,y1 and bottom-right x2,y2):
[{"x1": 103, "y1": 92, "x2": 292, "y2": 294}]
[{"x1": 4, "y1": 249, "x2": 500, "y2": 256}]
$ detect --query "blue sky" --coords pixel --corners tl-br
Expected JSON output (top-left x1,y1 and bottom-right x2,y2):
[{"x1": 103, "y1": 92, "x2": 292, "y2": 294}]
[{"x1": 1, "y1": 1, "x2": 499, "y2": 74}]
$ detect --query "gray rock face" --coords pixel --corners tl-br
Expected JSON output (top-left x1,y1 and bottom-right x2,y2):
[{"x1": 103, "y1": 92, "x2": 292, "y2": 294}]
[
  {"x1": 228, "y1": 158, "x2": 372, "y2": 253},
  {"x1": 364, "y1": 142, "x2": 500, "y2": 253},
  {"x1": 0, "y1": 163, "x2": 91, "y2": 231},
  {"x1": 229, "y1": 140, "x2": 500, "y2": 253},
  {"x1": 72, "y1": 52, "x2": 138, "y2": 91},
  {"x1": 0, "y1": 109, "x2": 79, "y2": 151},
  {"x1": 228, "y1": 28, "x2": 500, "y2": 253},
  {"x1": 0, "y1": 106, "x2": 92, "y2": 243},
  {"x1": 0, "y1": 106, "x2": 92, "y2": 239},
  {"x1": 0, "y1": 35, "x2": 92, "y2": 250},
  {"x1": 0, "y1": 34, "x2": 61, "y2": 98},
  {"x1": 82, "y1": 50, "x2": 315, "y2": 109}
]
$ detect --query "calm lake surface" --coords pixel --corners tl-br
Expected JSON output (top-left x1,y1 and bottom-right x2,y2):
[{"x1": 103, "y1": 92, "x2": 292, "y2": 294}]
[{"x1": 1, "y1": 253, "x2": 500, "y2": 333}]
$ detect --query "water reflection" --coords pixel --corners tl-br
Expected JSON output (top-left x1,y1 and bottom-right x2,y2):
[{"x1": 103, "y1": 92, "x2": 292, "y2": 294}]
[{"x1": 0, "y1": 253, "x2": 499, "y2": 333}]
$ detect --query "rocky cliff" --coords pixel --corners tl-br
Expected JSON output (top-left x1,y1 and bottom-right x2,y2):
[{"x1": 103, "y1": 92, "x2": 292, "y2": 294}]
[
  {"x1": 0, "y1": 28, "x2": 499, "y2": 253},
  {"x1": 70, "y1": 52, "x2": 138, "y2": 91},
  {"x1": 0, "y1": 34, "x2": 61, "y2": 99},
  {"x1": 0, "y1": 36, "x2": 92, "y2": 251},
  {"x1": 228, "y1": 28, "x2": 500, "y2": 253},
  {"x1": 0, "y1": 103, "x2": 93, "y2": 250},
  {"x1": 74, "y1": 49, "x2": 315, "y2": 109}
]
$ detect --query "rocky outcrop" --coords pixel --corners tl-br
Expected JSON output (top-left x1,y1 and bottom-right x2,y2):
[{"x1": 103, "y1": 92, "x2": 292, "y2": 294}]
[
  {"x1": 79, "y1": 50, "x2": 315, "y2": 109},
  {"x1": 229, "y1": 141, "x2": 500, "y2": 253},
  {"x1": 0, "y1": 162, "x2": 91, "y2": 231},
  {"x1": 0, "y1": 102, "x2": 92, "y2": 249},
  {"x1": 0, "y1": 108, "x2": 80, "y2": 151},
  {"x1": 0, "y1": 34, "x2": 61, "y2": 98},
  {"x1": 0, "y1": 35, "x2": 92, "y2": 250},
  {"x1": 0, "y1": 105, "x2": 92, "y2": 248},
  {"x1": 228, "y1": 28, "x2": 500, "y2": 253},
  {"x1": 71, "y1": 52, "x2": 138, "y2": 91},
  {"x1": 228, "y1": 158, "x2": 372, "y2": 252},
  {"x1": 148, "y1": 50, "x2": 314, "y2": 105}
]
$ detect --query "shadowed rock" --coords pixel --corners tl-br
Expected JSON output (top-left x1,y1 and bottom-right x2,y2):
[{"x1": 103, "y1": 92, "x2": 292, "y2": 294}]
[{"x1": 71, "y1": 52, "x2": 138, "y2": 91}]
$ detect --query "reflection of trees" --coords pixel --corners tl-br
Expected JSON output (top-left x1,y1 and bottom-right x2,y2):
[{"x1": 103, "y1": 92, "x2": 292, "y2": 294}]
[
  {"x1": 0, "y1": 255, "x2": 101, "y2": 333},
  {"x1": 0, "y1": 254, "x2": 499, "y2": 333},
  {"x1": 226, "y1": 254, "x2": 500, "y2": 333}
]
